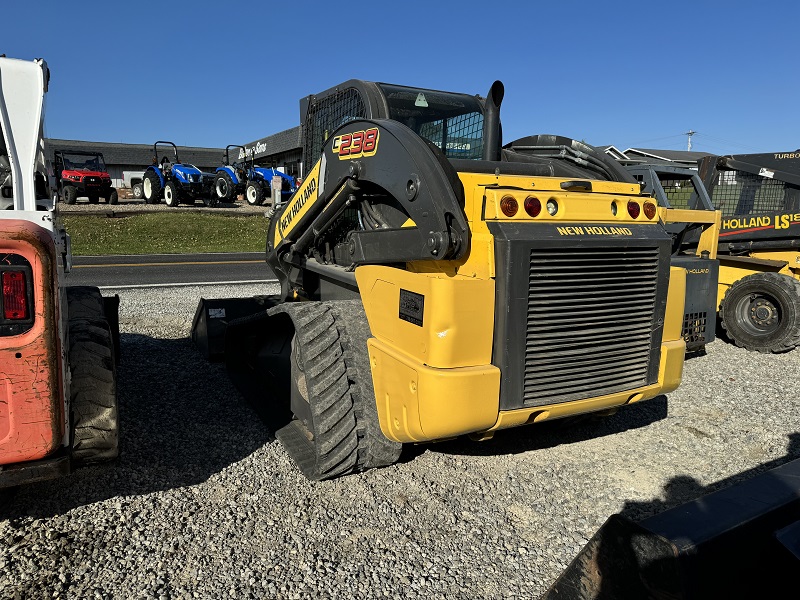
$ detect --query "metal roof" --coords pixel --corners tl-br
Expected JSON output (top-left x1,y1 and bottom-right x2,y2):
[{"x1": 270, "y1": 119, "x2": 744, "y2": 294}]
[{"x1": 239, "y1": 126, "x2": 302, "y2": 161}]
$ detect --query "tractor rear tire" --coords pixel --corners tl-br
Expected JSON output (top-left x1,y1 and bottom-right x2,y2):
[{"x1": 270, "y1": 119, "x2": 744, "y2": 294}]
[
  {"x1": 63, "y1": 186, "x2": 78, "y2": 204},
  {"x1": 281, "y1": 301, "x2": 401, "y2": 479},
  {"x1": 68, "y1": 317, "x2": 119, "y2": 465},
  {"x1": 214, "y1": 172, "x2": 235, "y2": 201},
  {"x1": 143, "y1": 171, "x2": 161, "y2": 204},
  {"x1": 107, "y1": 189, "x2": 118, "y2": 205},
  {"x1": 66, "y1": 286, "x2": 105, "y2": 321},
  {"x1": 164, "y1": 181, "x2": 180, "y2": 207},
  {"x1": 720, "y1": 272, "x2": 800, "y2": 353},
  {"x1": 132, "y1": 183, "x2": 144, "y2": 199},
  {"x1": 245, "y1": 181, "x2": 264, "y2": 206}
]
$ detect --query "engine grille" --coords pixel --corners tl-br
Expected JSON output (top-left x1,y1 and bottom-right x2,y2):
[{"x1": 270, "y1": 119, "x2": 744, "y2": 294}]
[{"x1": 524, "y1": 247, "x2": 660, "y2": 405}]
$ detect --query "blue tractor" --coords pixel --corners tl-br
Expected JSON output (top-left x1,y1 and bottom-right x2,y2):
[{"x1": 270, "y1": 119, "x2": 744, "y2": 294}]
[
  {"x1": 142, "y1": 141, "x2": 217, "y2": 207},
  {"x1": 212, "y1": 145, "x2": 296, "y2": 206}
]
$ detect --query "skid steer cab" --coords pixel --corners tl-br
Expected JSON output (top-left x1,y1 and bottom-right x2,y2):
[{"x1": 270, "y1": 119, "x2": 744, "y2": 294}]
[
  {"x1": 142, "y1": 141, "x2": 216, "y2": 207},
  {"x1": 0, "y1": 57, "x2": 120, "y2": 489},
  {"x1": 212, "y1": 145, "x2": 296, "y2": 206},
  {"x1": 697, "y1": 151, "x2": 800, "y2": 353},
  {"x1": 193, "y1": 79, "x2": 691, "y2": 480}
]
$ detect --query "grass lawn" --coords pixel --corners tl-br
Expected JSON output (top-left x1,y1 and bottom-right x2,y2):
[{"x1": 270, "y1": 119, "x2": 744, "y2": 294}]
[{"x1": 63, "y1": 213, "x2": 269, "y2": 255}]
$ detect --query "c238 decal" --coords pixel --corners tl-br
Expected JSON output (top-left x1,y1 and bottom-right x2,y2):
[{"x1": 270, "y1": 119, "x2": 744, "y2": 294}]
[{"x1": 331, "y1": 127, "x2": 379, "y2": 160}]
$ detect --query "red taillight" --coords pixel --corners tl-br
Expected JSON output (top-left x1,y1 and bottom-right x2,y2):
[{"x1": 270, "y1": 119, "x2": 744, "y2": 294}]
[
  {"x1": 2, "y1": 271, "x2": 28, "y2": 320},
  {"x1": 500, "y1": 195, "x2": 518, "y2": 217},
  {"x1": 627, "y1": 201, "x2": 641, "y2": 219},
  {"x1": 524, "y1": 196, "x2": 541, "y2": 217}
]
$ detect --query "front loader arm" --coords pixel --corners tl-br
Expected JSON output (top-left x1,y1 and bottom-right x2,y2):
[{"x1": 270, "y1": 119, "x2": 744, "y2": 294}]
[{"x1": 267, "y1": 119, "x2": 470, "y2": 297}]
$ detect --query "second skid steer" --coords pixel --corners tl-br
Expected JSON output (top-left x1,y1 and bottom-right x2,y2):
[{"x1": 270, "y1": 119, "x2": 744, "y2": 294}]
[{"x1": 194, "y1": 79, "x2": 700, "y2": 480}]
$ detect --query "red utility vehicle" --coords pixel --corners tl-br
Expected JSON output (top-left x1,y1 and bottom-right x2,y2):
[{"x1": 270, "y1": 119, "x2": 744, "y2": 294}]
[{"x1": 54, "y1": 150, "x2": 117, "y2": 204}]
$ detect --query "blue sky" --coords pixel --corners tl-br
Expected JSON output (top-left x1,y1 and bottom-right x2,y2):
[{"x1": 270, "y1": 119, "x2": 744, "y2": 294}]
[{"x1": 5, "y1": 1, "x2": 798, "y2": 155}]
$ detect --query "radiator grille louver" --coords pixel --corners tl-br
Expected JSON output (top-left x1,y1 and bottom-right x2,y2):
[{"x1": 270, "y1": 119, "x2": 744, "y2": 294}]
[{"x1": 524, "y1": 247, "x2": 659, "y2": 405}]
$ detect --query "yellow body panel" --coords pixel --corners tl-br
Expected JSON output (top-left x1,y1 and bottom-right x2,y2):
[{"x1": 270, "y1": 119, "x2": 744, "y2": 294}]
[
  {"x1": 659, "y1": 207, "x2": 721, "y2": 260},
  {"x1": 412, "y1": 172, "x2": 660, "y2": 280},
  {"x1": 355, "y1": 266, "x2": 495, "y2": 368},
  {"x1": 664, "y1": 266, "x2": 688, "y2": 341},
  {"x1": 367, "y1": 338, "x2": 500, "y2": 442}
]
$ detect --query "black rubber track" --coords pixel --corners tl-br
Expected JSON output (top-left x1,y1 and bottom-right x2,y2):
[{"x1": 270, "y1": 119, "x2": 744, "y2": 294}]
[
  {"x1": 273, "y1": 300, "x2": 401, "y2": 479},
  {"x1": 68, "y1": 317, "x2": 119, "y2": 465},
  {"x1": 720, "y1": 272, "x2": 800, "y2": 353}
]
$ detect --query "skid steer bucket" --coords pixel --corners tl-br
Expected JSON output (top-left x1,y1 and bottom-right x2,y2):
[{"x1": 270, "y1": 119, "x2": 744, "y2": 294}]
[
  {"x1": 191, "y1": 296, "x2": 281, "y2": 361},
  {"x1": 542, "y1": 458, "x2": 800, "y2": 599}
]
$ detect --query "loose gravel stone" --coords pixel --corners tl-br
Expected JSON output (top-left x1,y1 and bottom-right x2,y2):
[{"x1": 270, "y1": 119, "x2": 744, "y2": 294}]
[{"x1": 2, "y1": 284, "x2": 800, "y2": 598}]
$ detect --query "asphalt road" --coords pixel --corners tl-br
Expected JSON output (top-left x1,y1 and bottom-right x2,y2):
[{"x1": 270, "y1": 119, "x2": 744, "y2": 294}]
[{"x1": 66, "y1": 252, "x2": 277, "y2": 288}]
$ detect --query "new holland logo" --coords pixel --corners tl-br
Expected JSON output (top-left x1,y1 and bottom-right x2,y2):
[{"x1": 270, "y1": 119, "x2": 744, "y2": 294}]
[
  {"x1": 278, "y1": 177, "x2": 317, "y2": 236},
  {"x1": 331, "y1": 127, "x2": 380, "y2": 160},
  {"x1": 556, "y1": 226, "x2": 633, "y2": 236}
]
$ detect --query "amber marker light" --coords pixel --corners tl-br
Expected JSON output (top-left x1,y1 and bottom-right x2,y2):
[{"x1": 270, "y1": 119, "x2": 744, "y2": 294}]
[
  {"x1": 524, "y1": 196, "x2": 541, "y2": 217},
  {"x1": 500, "y1": 195, "x2": 518, "y2": 217},
  {"x1": 627, "y1": 201, "x2": 641, "y2": 219},
  {"x1": 644, "y1": 202, "x2": 657, "y2": 219}
]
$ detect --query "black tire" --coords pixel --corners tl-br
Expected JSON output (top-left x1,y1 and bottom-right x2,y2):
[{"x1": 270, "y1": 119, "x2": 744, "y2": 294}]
[
  {"x1": 285, "y1": 301, "x2": 401, "y2": 479},
  {"x1": 720, "y1": 272, "x2": 800, "y2": 353},
  {"x1": 214, "y1": 172, "x2": 235, "y2": 201},
  {"x1": 107, "y1": 189, "x2": 119, "y2": 205},
  {"x1": 142, "y1": 170, "x2": 162, "y2": 204},
  {"x1": 68, "y1": 317, "x2": 119, "y2": 465},
  {"x1": 132, "y1": 183, "x2": 144, "y2": 199},
  {"x1": 164, "y1": 180, "x2": 180, "y2": 207},
  {"x1": 63, "y1": 186, "x2": 78, "y2": 204},
  {"x1": 66, "y1": 286, "x2": 105, "y2": 321},
  {"x1": 245, "y1": 181, "x2": 264, "y2": 206},
  {"x1": 202, "y1": 194, "x2": 219, "y2": 208}
]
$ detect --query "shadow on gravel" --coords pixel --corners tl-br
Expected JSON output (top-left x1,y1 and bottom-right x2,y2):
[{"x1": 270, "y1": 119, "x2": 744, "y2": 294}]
[
  {"x1": 619, "y1": 432, "x2": 800, "y2": 521},
  {"x1": 413, "y1": 395, "x2": 669, "y2": 463},
  {"x1": 1, "y1": 333, "x2": 272, "y2": 519}
]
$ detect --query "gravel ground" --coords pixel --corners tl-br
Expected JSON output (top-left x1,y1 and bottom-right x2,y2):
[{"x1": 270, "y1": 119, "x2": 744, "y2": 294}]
[{"x1": 2, "y1": 284, "x2": 800, "y2": 599}]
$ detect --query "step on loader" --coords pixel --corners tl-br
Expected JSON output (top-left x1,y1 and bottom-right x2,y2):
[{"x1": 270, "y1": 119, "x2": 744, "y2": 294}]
[
  {"x1": 193, "y1": 79, "x2": 705, "y2": 480},
  {"x1": 0, "y1": 57, "x2": 120, "y2": 489}
]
